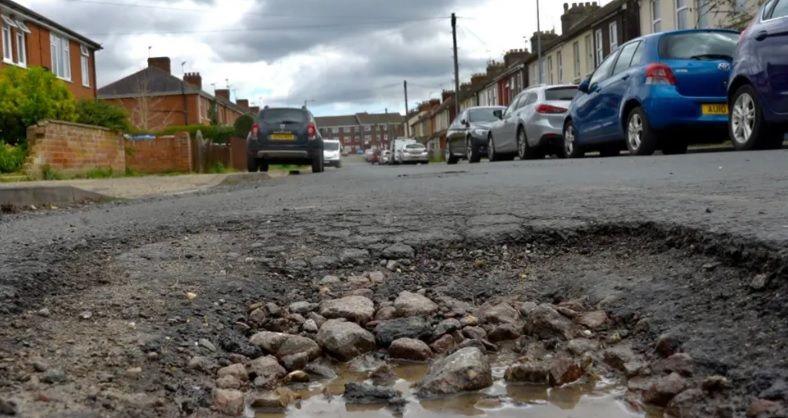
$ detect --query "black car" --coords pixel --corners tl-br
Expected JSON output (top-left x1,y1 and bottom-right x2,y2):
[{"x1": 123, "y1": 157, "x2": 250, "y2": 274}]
[
  {"x1": 247, "y1": 107, "x2": 324, "y2": 173},
  {"x1": 445, "y1": 106, "x2": 507, "y2": 164}
]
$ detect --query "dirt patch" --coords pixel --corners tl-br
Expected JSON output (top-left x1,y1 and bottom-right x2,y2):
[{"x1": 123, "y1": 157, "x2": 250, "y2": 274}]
[{"x1": 0, "y1": 213, "x2": 785, "y2": 417}]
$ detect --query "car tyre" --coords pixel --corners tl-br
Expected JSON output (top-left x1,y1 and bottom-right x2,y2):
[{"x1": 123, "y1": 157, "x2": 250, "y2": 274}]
[
  {"x1": 336, "y1": 161, "x2": 342, "y2": 169},
  {"x1": 730, "y1": 85, "x2": 785, "y2": 150},
  {"x1": 518, "y1": 128, "x2": 545, "y2": 160},
  {"x1": 247, "y1": 155, "x2": 260, "y2": 172},
  {"x1": 445, "y1": 145, "x2": 459, "y2": 165},
  {"x1": 626, "y1": 107, "x2": 658, "y2": 156},
  {"x1": 311, "y1": 154, "x2": 324, "y2": 173},
  {"x1": 488, "y1": 135, "x2": 499, "y2": 162},
  {"x1": 467, "y1": 137, "x2": 481, "y2": 163},
  {"x1": 563, "y1": 120, "x2": 585, "y2": 158}
]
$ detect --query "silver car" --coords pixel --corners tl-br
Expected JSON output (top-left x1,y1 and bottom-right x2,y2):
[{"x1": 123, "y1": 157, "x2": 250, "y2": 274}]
[
  {"x1": 488, "y1": 85, "x2": 578, "y2": 160},
  {"x1": 399, "y1": 142, "x2": 429, "y2": 164},
  {"x1": 323, "y1": 139, "x2": 342, "y2": 168}
]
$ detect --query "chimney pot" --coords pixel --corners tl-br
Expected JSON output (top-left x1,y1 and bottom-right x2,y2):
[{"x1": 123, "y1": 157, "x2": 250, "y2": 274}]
[
  {"x1": 183, "y1": 72, "x2": 202, "y2": 89},
  {"x1": 147, "y1": 57, "x2": 171, "y2": 74},
  {"x1": 215, "y1": 89, "x2": 230, "y2": 101}
]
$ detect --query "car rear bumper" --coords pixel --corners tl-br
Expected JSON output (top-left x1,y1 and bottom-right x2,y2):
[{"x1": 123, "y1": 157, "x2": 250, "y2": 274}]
[
  {"x1": 526, "y1": 116, "x2": 565, "y2": 148},
  {"x1": 642, "y1": 94, "x2": 729, "y2": 131},
  {"x1": 401, "y1": 153, "x2": 429, "y2": 162}
]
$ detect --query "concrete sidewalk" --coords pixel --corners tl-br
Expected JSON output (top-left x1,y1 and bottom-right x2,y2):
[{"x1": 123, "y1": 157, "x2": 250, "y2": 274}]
[{"x1": 0, "y1": 171, "x2": 285, "y2": 207}]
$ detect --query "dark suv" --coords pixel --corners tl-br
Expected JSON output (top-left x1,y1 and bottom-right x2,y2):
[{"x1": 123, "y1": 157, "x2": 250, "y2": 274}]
[{"x1": 247, "y1": 107, "x2": 324, "y2": 173}]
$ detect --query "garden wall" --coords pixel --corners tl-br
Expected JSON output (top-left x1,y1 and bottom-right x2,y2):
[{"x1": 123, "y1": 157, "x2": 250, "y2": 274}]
[
  {"x1": 125, "y1": 133, "x2": 193, "y2": 174},
  {"x1": 25, "y1": 120, "x2": 125, "y2": 178}
]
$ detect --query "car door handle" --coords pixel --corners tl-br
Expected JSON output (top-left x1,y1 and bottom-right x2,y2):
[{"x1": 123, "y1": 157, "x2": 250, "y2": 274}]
[
  {"x1": 621, "y1": 75, "x2": 630, "y2": 81},
  {"x1": 755, "y1": 30, "x2": 768, "y2": 41}
]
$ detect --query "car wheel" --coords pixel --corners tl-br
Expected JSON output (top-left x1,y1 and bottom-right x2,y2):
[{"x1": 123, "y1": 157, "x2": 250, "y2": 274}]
[
  {"x1": 730, "y1": 85, "x2": 784, "y2": 150},
  {"x1": 626, "y1": 107, "x2": 658, "y2": 156},
  {"x1": 563, "y1": 121, "x2": 585, "y2": 158},
  {"x1": 467, "y1": 137, "x2": 481, "y2": 163},
  {"x1": 247, "y1": 155, "x2": 259, "y2": 172},
  {"x1": 311, "y1": 154, "x2": 324, "y2": 173},
  {"x1": 488, "y1": 135, "x2": 499, "y2": 162},
  {"x1": 599, "y1": 145, "x2": 621, "y2": 157},
  {"x1": 336, "y1": 161, "x2": 342, "y2": 169},
  {"x1": 260, "y1": 160, "x2": 269, "y2": 173},
  {"x1": 445, "y1": 144, "x2": 459, "y2": 165},
  {"x1": 518, "y1": 128, "x2": 545, "y2": 160},
  {"x1": 662, "y1": 141, "x2": 688, "y2": 155}
]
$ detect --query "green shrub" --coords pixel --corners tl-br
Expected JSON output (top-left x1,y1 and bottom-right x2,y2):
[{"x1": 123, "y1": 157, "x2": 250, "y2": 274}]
[
  {"x1": 152, "y1": 124, "x2": 235, "y2": 144},
  {"x1": 0, "y1": 142, "x2": 26, "y2": 173},
  {"x1": 75, "y1": 100, "x2": 130, "y2": 132},
  {"x1": 208, "y1": 162, "x2": 227, "y2": 174},
  {"x1": 234, "y1": 115, "x2": 254, "y2": 138},
  {"x1": 85, "y1": 167, "x2": 115, "y2": 179},
  {"x1": 0, "y1": 67, "x2": 77, "y2": 145},
  {"x1": 41, "y1": 164, "x2": 62, "y2": 180}
]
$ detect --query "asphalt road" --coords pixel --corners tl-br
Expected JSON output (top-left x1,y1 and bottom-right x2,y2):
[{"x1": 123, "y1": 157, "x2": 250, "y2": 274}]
[{"x1": 2, "y1": 148, "x2": 786, "y2": 252}]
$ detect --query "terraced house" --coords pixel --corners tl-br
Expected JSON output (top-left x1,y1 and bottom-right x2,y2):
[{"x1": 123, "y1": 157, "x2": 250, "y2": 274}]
[{"x1": 0, "y1": 0, "x2": 101, "y2": 99}]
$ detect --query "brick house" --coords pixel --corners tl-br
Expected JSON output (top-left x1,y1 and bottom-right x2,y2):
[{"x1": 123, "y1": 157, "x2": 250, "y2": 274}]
[
  {"x1": 315, "y1": 112, "x2": 405, "y2": 153},
  {"x1": 98, "y1": 57, "x2": 251, "y2": 132},
  {"x1": 0, "y1": 0, "x2": 101, "y2": 99}
]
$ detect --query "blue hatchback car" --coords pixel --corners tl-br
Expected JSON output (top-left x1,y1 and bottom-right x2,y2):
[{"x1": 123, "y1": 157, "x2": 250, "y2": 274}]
[
  {"x1": 728, "y1": 0, "x2": 788, "y2": 150},
  {"x1": 564, "y1": 30, "x2": 739, "y2": 157}
]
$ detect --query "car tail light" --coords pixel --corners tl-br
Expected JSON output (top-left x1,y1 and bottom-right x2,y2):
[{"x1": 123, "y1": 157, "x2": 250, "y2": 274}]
[
  {"x1": 250, "y1": 123, "x2": 259, "y2": 137},
  {"x1": 645, "y1": 63, "x2": 677, "y2": 85},
  {"x1": 536, "y1": 104, "x2": 568, "y2": 114},
  {"x1": 307, "y1": 123, "x2": 317, "y2": 140}
]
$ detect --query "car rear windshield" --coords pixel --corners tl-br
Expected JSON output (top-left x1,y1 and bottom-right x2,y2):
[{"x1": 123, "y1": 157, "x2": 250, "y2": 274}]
[
  {"x1": 325, "y1": 142, "x2": 340, "y2": 151},
  {"x1": 659, "y1": 32, "x2": 739, "y2": 61},
  {"x1": 260, "y1": 109, "x2": 308, "y2": 124},
  {"x1": 469, "y1": 108, "x2": 502, "y2": 123},
  {"x1": 545, "y1": 87, "x2": 578, "y2": 101},
  {"x1": 406, "y1": 144, "x2": 424, "y2": 149}
]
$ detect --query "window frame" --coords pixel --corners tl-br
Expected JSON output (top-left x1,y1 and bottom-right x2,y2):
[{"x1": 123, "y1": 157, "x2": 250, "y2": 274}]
[
  {"x1": 595, "y1": 29, "x2": 604, "y2": 66},
  {"x1": 766, "y1": 0, "x2": 788, "y2": 19},
  {"x1": 585, "y1": 34, "x2": 594, "y2": 74},
  {"x1": 573, "y1": 41, "x2": 581, "y2": 78},
  {"x1": 15, "y1": 30, "x2": 26, "y2": 67},
  {"x1": 611, "y1": 41, "x2": 641, "y2": 76},
  {"x1": 609, "y1": 21, "x2": 619, "y2": 51},
  {"x1": 50, "y1": 32, "x2": 72, "y2": 81},
  {"x1": 80, "y1": 45, "x2": 90, "y2": 87},
  {"x1": 1, "y1": 17, "x2": 13, "y2": 63},
  {"x1": 557, "y1": 50, "x2": 563, "y2": 82},
  {"x1": 651, "y1": 0, "x2": 663, "y2": 33},
  {"x1": 676, "y1": 0, "x2": 690, "y2": 30}
]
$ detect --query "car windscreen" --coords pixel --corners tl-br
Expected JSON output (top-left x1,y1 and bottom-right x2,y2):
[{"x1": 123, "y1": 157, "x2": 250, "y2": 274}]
[
  {"x1": 659, "y1": 32, "x2": 739, "y2": 61},
  {"x1": 260, "y1": 109, "x2": 308, "y2": 124},
  {"x1": 468, "y1": 108, "x2": 502, "y2": 123},
  {"x1": 545, "y1": 87, "x2": 578, "y2": 101},
  {"x1": 324, "y1": 142, "x2": 340, "y2": 151}
]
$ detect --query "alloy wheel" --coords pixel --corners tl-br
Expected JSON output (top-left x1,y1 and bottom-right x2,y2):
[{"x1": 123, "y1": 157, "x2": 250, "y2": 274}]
[
  {"x1": 444, "y1": 147, "x2": 451, "y2": 162},
  {"x1": 732, "y1": 93, "x2": 756, "y2": 145},
  {"x1": 466, "y1": 139, "x2": 472, "y2": 159},
  {"x1": 564, "y1": 125, "x2": 575, "y2": 156},
  {"x1": 628, "y1": 114, "x2": 643, "y2": 151},
  {"x1": 488, "y1": 137, "x2": 495, "y2": 161},
  {"x1": 518, "y1": 130, "x2": 527, "y2": 159}
]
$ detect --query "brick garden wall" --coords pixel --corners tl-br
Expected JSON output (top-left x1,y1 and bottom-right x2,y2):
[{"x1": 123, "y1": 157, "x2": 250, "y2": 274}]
[
  {"x1": 125, "y1": 133, "x2": 193, "y2": 174},
  {"x1": 25, "y1": 120, "x2": 125, "y2": 178}
]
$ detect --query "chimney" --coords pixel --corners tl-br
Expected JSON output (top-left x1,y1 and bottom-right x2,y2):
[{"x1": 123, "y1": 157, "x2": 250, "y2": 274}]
[
  {"x1": 215, "y1": 89, "x2": 230, "y2": 101},
  {"x1": 148, "y1": 57, "x2": 171, "y2": 74},
  {"x1": 441, "y1": 90, "x2": 455, "y2": 103},
  {"x1": 236, "y1": 99, "x2": 249, "y2": 110},
  {"x1": 250, "y1": 106, "x2": 260, "y2": 115},
  {"x1": 183, "y1": 72, "x2": 202, "y2": 89},
  {"x1": 531, "y1": 31, "x2": 560, "y2": 56},
  {"x1": 504, "y1": 49, "x2": 531, "y2": 67},
  {"x1": 561, "y1": 2, "x2": 599, "y2": 34}
]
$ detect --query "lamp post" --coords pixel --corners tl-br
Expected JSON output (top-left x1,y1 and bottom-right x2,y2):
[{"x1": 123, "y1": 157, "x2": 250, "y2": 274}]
[{"x1": 536, "y1": 0, "x2": 543, "y2": 85}]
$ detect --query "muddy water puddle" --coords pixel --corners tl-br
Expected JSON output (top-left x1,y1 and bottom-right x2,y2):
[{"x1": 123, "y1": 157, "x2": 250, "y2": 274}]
[{"x1": 253, "y1": 355, "x2": 656, "y2": 418}]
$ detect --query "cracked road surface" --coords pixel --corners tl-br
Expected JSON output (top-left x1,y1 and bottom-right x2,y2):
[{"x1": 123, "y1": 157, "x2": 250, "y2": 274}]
[{"x1": 0, "y1": 149, "x2": 786, "y2": 417}]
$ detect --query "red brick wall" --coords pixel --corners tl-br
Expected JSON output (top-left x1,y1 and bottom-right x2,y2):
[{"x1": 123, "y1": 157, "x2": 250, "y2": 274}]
[
  {"x1": 25, "y1": 120, "x2": 125, "y2": 177},
  {"x1": 125, "y1": 133, "x2": 193, "y2": 174}
]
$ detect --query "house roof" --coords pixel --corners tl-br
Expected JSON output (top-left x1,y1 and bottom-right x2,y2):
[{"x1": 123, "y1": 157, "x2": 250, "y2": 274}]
[
  {"x1": 0, "y1": 0, "x2": 101, "y2": 49},
  {"x1": 356, "y1": 112, "x2": 404, "y2": 125},
  {"x1": 315, "y1": 115, "x2": 359, "y2": 127}
]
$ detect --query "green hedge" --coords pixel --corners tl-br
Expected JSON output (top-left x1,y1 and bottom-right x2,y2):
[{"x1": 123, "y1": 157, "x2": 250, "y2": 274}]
[
  {"x1": 0, "y1": 142, "x2": 25, "y2": 173},
  {"x1": 153, "y1": 125, "x2": 236, "y2": 144}
]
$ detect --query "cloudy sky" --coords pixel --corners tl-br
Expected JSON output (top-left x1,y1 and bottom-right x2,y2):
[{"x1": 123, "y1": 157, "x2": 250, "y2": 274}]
[{"x1": 21, "y1": 0, "x2": 612, "y2": 117}]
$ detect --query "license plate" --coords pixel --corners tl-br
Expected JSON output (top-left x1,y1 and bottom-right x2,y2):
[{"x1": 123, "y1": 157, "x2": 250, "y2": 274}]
[
  {"x1": 270, "y1": 133, "x2": 295, "y2": 141},
  {"x1": 701, "y1": 104, "x2": 728, "y2": 115}
]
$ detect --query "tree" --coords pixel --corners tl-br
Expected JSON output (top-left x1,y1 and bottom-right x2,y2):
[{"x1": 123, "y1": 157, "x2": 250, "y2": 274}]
[
  {"x1": 129, "y1": 76, "x2": 177, "y2": 131},
  {"x1": 75, "y1": 100, "x2": 131, "y2": 132},
  {"x1": 697, "y1": 0, "x2": 768, "y2": 30},
  {"x1": 0, "y1": 66, "x2": 77, "y2": 145},
  {"x1": 233, "y1": 114, "x2": 254, "y2": 138}
]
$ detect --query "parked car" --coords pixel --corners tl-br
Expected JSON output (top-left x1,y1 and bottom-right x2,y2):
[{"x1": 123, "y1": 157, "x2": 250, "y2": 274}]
[
  {"x1": 728, "y1": 0, "x2": 788, "y2": 150},
  {"x1": 445, "y1": 106, "x2": 506, "y2": 164},
  {"x1": 323, "y1": 139, "x2": 342, "y2": 168},
  {"x1": 364, "y1": 148, "x2": 378, "y2": 164},
  {"x1": 563, "y1": 29, "x2": 739, "y2": 157},
  {"x1": 247, "y1": 107, "x2": 324, "y2": 173},
  {"x1": 487, "y1": 85, "x2": 576, "y2": 161},
  {"x1": 391, "y1": 138, "x2": 418, "y2": 164},
  {"x1": 380, "y1": 149, "x2": 392, "y2": 165},
  {"x1": 399, "y1": 142, "x2": 429, "y2": 164}
]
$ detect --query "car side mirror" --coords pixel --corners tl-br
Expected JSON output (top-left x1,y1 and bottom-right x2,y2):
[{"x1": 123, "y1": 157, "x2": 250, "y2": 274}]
[
  {"x1": 493, "y1": 110, "x2": 503, "y2": 120},
  {"x1": 578, "y1": 78, "x2": 590, "y2": 93}
]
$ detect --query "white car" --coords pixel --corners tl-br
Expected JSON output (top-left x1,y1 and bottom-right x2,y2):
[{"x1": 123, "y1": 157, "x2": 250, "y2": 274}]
[
  {"x1": 323, "y1": 139, "x2": 342, "y2": 168},
  {"x1": 399, "y1": 143, "x2": 429, "y2": 164}
]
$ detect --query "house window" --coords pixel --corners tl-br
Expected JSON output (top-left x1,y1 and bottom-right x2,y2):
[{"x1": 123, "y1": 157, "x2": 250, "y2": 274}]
[
  {"x1": 1, "y1": 16, "x2": 13, "y2": 63},
  {"x1": 80, "y1": 45, "x2": 90, "y2": 87},
  {"x1": 585, "y1": 34, "x2": 594, "y2": 73},
  {"x1": 50, "y1": 33, "x2": 71, "y2": 80},
  {"x1": 15, "y1": 30, "x2": 26, "y2": 67},
  {"x1": 609, "y1": 22, "x2": 619, "y2": 51},
  {"x1": 557, "y1": 51, "x2": 563, "y2": 82},
  {"x1": 595, "y1": 29, "x2": 604, "y2": 65},
  {"x1": 676, "y1": 0, "x2": 690, "y2": 30},
  {"x1": 547, "y1": 56, "x2": 554, "y2": 84},
  {"x1": 651, "y1": 0, "x2": 662, "y2": 32},
  {"x1": 573, "y1": 41, "x2": 581, "y2": 78}
]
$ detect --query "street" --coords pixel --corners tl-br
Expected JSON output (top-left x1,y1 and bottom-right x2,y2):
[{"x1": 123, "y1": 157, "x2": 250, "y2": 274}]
[{"x1": 0, "y1": 149, "x2": 786, "y2": 417}]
